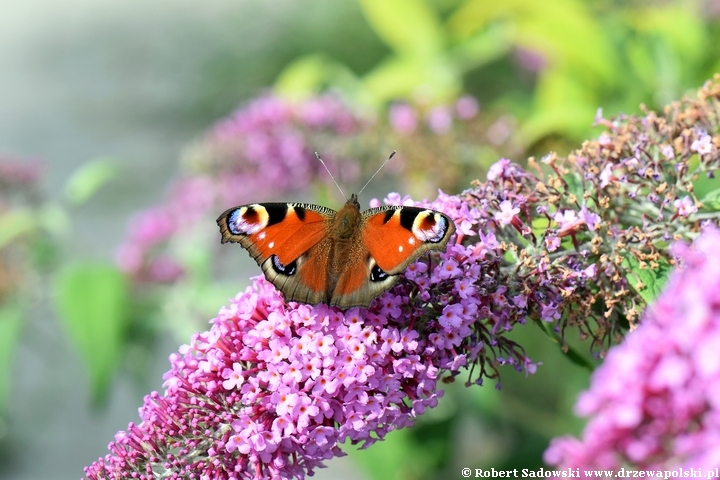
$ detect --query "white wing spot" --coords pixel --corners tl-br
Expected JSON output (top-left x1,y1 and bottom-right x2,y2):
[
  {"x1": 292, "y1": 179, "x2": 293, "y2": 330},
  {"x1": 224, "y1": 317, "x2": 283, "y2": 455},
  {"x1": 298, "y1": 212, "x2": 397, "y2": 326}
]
[
  {"x1": 268, "y1": 241, "x2": 275, "y2": 249},
  {"x1": 408, "y1": 237, "x2": 416, "y2": 245},
  {"x1": 398, "y1": 245, "x2": 403, "y2": 252},
  {"x1": 258, "y1": 231, "x2": 266, "y2": 240}
]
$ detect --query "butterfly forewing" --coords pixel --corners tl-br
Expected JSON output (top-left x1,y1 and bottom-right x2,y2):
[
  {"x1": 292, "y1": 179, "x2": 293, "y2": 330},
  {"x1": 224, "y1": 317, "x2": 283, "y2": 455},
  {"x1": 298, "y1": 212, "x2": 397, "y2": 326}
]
[
  {"x1": 217, "y1": 202, "x2": 337, "y2": 304},
  {"x1": 361, "y1": 206, "x2": 455, "y2": 273},
  {"x1": 217, "y1": 203, "x2": 332, "y2": 265}
]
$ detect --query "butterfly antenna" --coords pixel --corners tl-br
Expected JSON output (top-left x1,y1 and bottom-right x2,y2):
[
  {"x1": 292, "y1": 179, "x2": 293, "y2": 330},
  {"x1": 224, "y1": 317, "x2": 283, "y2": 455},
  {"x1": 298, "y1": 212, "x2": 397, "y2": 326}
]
[
  {"x1": 358, "y1": 150, "x2": 396, "y2": 196},
  {"x1": 315, "y1": 152, "x2": 346, "y2": 200}
]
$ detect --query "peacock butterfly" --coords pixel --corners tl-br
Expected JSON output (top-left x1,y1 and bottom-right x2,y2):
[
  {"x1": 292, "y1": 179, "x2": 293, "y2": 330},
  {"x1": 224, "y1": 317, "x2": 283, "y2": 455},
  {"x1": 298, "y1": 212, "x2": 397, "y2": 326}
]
[{"x1": 216, "y1": 193, "x2": 456, "y2": 308}]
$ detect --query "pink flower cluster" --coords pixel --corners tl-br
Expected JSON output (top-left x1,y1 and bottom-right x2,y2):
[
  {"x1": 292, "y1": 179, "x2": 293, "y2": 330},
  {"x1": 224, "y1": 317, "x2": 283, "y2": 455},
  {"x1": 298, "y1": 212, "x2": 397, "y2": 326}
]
[
  {"x1": 206, "y1": 95, "x2": 363, "y2": 198},
  {"x1": 0, "y1": 155, "x2": 44, "y2": 303},
  {"x1": 0, "y1": 156, "x2": 41, "y2": 190},
  {"x1": 545, "y1": 227, "x2": 720, "y2": 470},
  {"x1": 85, "y1": 190, "x2": 536, "y2": 479},
  {"x1": 388, "y1": 95, "x2": 479, "y2": 135}
]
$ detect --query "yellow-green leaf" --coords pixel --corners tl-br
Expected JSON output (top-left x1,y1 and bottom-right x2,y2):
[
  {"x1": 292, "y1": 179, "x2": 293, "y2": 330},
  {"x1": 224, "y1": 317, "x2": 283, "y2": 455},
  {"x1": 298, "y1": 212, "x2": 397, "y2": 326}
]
[
  {"x1": 275, "y1": 54, "x2": 333, "y2": 99},
  {"x1": 700, "y1": 188, "x2": 720, "y2": 212},
  {"x1": 358, "y1": 0, "x2": 445, "y2": 56},
  {"x1": 0, "y1": 209, "x2": 36, "y2": 249},
  {"x1": 54, "y1": 262, "x2": 127, "y2": 405},
  {"x1": 622, "y1": 255, "x2": 672, "y2": 305},
  {"x1": 0, "y1": 302, "x2": 23, "y2": 412},
  {"x1": 65, "y1": 158, "x2": 119, "y2": 205}
]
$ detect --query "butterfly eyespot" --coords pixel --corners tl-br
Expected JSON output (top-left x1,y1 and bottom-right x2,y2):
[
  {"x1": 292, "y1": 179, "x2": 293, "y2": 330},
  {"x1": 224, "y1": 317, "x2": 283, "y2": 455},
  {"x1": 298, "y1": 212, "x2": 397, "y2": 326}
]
[
  {"x1": 271, "y1": 255, "x2": 297, "y2": 276},
  {"x1": 369, "y1": 264, "x2": 389, "y2": 282},
  {"x1": 228, "y1": 206, "x2": 269, "y2": 235},
  {"x1": 412, "y1": 212, "x2": 449, "y2": 243}
]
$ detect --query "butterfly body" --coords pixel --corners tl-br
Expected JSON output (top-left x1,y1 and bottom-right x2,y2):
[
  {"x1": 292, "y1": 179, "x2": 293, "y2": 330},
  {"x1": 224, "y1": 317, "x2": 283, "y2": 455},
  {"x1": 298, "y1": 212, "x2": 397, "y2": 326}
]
[{"x1": 217, "y1": 194, "x2": 455, "y2": 308}]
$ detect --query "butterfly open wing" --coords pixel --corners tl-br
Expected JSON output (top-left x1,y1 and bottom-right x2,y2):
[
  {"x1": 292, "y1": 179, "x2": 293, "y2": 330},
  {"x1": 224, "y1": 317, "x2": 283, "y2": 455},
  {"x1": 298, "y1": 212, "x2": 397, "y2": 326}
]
[
  {"x1": 327, "y1": 205, "x2": 456, "y2": 307},
  {"x1": 362, "y1": 206, "x2": 455, "y2": 273},
  {"x1": 217, "y1": 202, "x2": 336, "y2": 304}
]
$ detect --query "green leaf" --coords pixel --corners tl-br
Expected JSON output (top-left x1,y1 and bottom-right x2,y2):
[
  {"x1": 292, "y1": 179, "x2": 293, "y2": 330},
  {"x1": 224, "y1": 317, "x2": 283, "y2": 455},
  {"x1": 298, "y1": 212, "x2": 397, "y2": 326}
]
[
  {"x1": 700, "y1": 188, "x2": 720, "y2": 212},
  {"x1": 274, "y1": 54, "x2": 333, "y2": 99},
  {"x1": 448, "y1": 0, "x2": 618, "y2": 84},
  {"x1": 0, "y1": 209, "x2": 36, "y2": 249},
  {"x1": 37, "y1": 204, "x2": 71, "y2": 237},
  {"x1": 622, "y1": 254, "x2": 672, "y2": 305},
  {"x1": 626, "y1": 5, "x2": 706, "y2": 65},
  {"x1": 65, "y1": 158, "x2": 120, "y2": 205},
  {"x1": 346, "y1": 428, "x2": 419, "y2": 480},
  {"x1": 0, "y1": 302, "x2": 23, "y2": 412},
  {"x1": 363, "y1": 56, "x2": 459, "y2": 104},
  {"x1": 563, "y1": 172, "x2": 585, "y2": 199},
  {"x1": 447, "y1": 22, "x2": 513, "y2": 73},
  {"x1": 54, "y1": 262, "x2": 128, "y2": 404},
  {"x1": 625, "y1": 36, "x2": 657, "y2": 91},
  {"x1": 358, "y1": 0, "x2": 445, "y2": 56},
  {"x1": 521, "y1": 69, "x2": 597, "y2": 143},
  {"x1": 274, "y1": 54, "x2": 365, "y2": 102},
  {"x1": 531, "y1": 215, "x2": 550, "y2": 238}
]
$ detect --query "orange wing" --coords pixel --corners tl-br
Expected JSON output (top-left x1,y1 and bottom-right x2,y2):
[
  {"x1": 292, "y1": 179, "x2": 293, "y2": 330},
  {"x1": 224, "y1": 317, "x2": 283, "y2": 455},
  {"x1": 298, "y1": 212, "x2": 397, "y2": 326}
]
[
  {"x1": 361, "y1": 206, "x2": 455, "y2": 274},
  {"x1": 217, "y1": 202, "x2": 332, "y2": 265}
]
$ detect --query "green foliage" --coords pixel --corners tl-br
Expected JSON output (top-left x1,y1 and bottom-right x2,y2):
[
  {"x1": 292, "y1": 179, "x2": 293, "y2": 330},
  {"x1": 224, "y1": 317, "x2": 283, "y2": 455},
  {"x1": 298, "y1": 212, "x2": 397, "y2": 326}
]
[
  {"x1": 347, "y1": 417, "x2": 454, "y2": 480},
  {"x1": 622, "y1": 255, "x2": 672, "y2": 306},
  {"x1": 274, "y1": 54, "x2": 337, "y2": 98},
  {"x1": 275, "y1": 0, "x2": 720, "y2": 147},
  {"x1": 700, "y1": 187, "x2": 720, "y2": 211},
  {"x1": 54, "y1": 262, "x2": 128, "y2": 405},
  {"x1": 0, "y1": 302, "x2": 23, "y2": 412},
  {"x1": 0, "y1": 210, "x2": 36, "y2": 250},
  {"x1": 360, "y1": 0, "x2": 445, "y2": 57}
]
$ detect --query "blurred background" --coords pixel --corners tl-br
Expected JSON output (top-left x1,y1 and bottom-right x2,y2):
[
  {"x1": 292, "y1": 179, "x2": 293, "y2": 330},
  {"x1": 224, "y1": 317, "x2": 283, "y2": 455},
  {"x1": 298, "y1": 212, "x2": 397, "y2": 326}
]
[{"x1": 1, "y1": 0, "x2": 719, "y2": 478}]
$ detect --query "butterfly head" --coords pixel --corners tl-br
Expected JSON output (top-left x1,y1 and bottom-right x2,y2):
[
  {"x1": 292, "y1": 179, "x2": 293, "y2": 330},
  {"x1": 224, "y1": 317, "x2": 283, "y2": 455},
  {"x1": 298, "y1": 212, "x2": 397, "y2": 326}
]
[{"x1": 348, "y1": 193, "x2": 360, "y2": 209}]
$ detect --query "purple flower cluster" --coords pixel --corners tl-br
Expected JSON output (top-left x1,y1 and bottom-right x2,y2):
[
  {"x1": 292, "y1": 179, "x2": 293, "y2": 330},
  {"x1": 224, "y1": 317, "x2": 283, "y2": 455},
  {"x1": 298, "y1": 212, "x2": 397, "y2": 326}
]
[
  {"x1": 545, "y1": 227, "x2": 720, "y2": 470},
  {"x1": 0, "y1": 156, "x2": 41, "y2": 190},
  {"x1": 86, "y1": 188, "x2": 539, "y2": 479},
  {"x1": 116, "y1": 94, "x2": 366, "y2": 283},
  {"x1": 199, "y1": 95, "x2": 364, "y2": 203},
  {"x1": 461, "y1": 77, "x2": 720, "y2": 352},
  {"x1": 0, "y1": 156, "x2": 43, "y2": 303},
  {"x1": 385, "y1": 95, "x2": 526, "y2": 197},
  {"x1": 388, "y1": 95, "x2": 479, "y2": 135}
]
